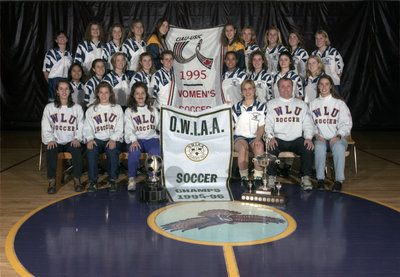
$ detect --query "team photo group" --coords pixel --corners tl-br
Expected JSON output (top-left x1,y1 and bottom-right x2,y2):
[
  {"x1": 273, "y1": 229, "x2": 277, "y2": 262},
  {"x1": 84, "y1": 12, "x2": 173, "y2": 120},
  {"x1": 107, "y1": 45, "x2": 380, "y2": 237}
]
[{"x1": 42, "y1": 18, "x2": 352, "y2": 196}]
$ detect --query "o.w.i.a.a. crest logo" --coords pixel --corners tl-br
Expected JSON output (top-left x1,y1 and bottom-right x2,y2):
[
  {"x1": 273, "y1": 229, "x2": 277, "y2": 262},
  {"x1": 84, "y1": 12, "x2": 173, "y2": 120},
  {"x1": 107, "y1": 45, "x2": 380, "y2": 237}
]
[
  {"x1": 184, "y1": 142, "x2": 209, "y2": 162},
  {"x1": 173, "y1": 39, "x2": 214, "y2": 69}
]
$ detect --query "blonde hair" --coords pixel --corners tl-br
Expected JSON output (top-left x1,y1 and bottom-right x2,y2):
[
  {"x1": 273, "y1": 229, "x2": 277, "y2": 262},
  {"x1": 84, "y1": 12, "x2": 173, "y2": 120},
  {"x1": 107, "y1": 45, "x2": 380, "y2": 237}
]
[
  {"x1": 305, "y1": 55, "x2": 325, "y2": 78},
  {"x1": 240, "y1": 26, "x2": 257, "y2": 46},
  {"x1": 107, "y1": 23, "x2": 126, "y2": 44},
  {"x1": 315, "y1": 30, "x2": 331, "y2": 46},
  {"x1": 110, "y1": 52, "x2": 127, "y2": 72},
  {"x1": 263, "y1": 26, "x2": 283, "y2": 51}
]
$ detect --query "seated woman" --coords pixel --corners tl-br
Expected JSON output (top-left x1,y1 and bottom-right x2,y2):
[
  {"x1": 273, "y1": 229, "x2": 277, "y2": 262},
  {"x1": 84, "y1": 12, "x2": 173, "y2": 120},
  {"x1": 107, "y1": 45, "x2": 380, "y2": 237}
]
[
  {"x1": 309, "y1": 75, "x2": 352, "y2": 192},
  {"x1": 41, "y1": 79, "x2": 84, "y2": 194},
  {"x1": 84, "y1": 82, "x2": 124, "y2": 192},
  {"x1": 232, "y1": 80, "x2": 266, "y2": 189},
  {"x1": 124, "y1": 82, "x2": 160, "y2": 191}
]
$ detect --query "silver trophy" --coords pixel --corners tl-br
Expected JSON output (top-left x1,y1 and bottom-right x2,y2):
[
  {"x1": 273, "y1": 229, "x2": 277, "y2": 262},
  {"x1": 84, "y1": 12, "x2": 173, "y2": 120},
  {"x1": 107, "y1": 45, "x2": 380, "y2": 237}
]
[
  {"x1": 140, "y1": 155, "x2": 168, "y2": 203},
  {"x1": 240, "y1": 135, "x2": 287, "y2": 205}
]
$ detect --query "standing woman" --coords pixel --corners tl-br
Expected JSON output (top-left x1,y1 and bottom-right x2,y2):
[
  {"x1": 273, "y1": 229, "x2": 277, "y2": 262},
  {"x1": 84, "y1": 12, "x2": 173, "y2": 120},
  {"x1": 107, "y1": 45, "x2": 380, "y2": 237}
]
[
  {"x1": 288, "y1": 30, "x2": 309, "y2": 80},
  {"x1": 150, "y1": 50, "x2": 176, "y2": 109},
  {"x1": 74, "y1": 22, "x2": 105, "y2": 74},
  {"x1": 84, "y1": 59, "x2": 106, "y2": 106},
  {"x1": 232, "y1": 80, "x2": 266, "y2": 189},
  {"x1": 310, "y1": 75, "x2": 352, "y2": 192},
  {"x1": 221, "y1": 51, "x2": 248, "y2": 105},
  {"x1": 240, "y1": 26, "x2": 260, "y2": 73},
  {"x1": 84, "y1": 82, "x2": 124, "y2": 192},
  {"x1": 43, "y1": 30, "x2": 73, "y2": 102},
  {"x1": 304, "y1": 55, "x2": 325, "y2": 104},
  {"x1": 103, "y1": 23, "x2": 125, "y2": 71},
  {"x1": 123, "y1": 19, "x2": 147, "y2": 79},
  {"x1": 68, "y1": 63, "x2": 85, "y2": 107},
  {"x1": 103, "y1": 53, "x2": 130, "y2": 107},
  {"x1": 272, "y1": 52, "x2": 303, "y2": 99},
  {"x1": 129, "y1": 52, "x2": 156, "y2": 99},
  {"x1": 147, "y1": 18, "x2": 169, "y2": 70},
  {"x1": 41, "y1": 80, "x2": 84, "y2": 194},
  {"x1": 262, "y1": 27, "x2": 287, "y2": 75},
  {"x1": 312, "y1": 30, "x2": 344, "y2": 95},
  {"x1": 221, "y1": 23, "x2": 245, "y2": 73},
  {"x1": 248, "y1": 50, "x2": 273, "y2": 103},
  {"x1": 125, "y1": 82, "x2": 161, "y2": 191}
]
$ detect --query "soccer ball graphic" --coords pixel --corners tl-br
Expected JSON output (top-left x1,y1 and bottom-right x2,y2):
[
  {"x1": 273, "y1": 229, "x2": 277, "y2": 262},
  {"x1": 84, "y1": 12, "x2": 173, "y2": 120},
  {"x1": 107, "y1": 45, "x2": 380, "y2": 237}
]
[{"x1": 145, "y1": 155, "x2": 163, "y2": 175}]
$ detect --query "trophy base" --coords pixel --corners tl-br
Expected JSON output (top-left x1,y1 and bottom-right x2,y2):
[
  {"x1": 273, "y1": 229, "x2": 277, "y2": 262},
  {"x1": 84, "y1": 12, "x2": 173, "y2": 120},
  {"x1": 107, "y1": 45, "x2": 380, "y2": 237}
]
[
  {"x1": 241, "y1": 189, "x2": 287, "y2": 206},
  {"x1": 140, "y1": 182, "x2": 168, "y2": 203}
]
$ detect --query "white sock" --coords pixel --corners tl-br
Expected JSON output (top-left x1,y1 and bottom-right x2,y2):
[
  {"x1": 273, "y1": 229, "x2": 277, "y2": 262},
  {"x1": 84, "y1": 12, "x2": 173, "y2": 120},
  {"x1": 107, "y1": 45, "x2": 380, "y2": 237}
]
[
  {"x1": 253, "y1": 170, "x2": 263, "y2": 178},
  {"x1": 239, "y1": 169, "x2": 249, "y2": 179}
]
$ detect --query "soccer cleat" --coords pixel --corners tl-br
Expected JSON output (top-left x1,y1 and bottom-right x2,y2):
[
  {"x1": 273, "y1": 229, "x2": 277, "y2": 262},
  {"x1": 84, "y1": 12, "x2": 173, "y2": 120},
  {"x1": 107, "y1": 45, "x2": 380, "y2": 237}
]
[
  {"x1": 47, "y1": 179, "x2": 56, "y2": 194},
  {"x1": 74, "y1": 178, "x2": 84, "y2": 192},
  {"x1": 128, "y1": 177, "x2": 136, "y2": 191},
  {"x1": 267, "y1": 175, "x2": 276, "y2": 189},
  {"x1": 301, "y1": 176, "x2": 313, "y2": 191},
  {"x1": 240, "y1": 177, "x2": 249, "y2": 192},
  {"x1": 317, "y1": 179, "x2": 325, "y2": 190},
  {"x1": 87, "y1": 182, "x2": 97, "y2": 192},
  {"x1": 332, "y1": 181, "x2": 342, "y2": 192},
  {"x1": 109, "y1": 180, "x2": 117, "y2": 192}
]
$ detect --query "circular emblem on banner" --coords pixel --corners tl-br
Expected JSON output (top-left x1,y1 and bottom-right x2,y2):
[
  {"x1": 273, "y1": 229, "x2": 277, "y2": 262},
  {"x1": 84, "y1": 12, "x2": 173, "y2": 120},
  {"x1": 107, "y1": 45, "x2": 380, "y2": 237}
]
[
  {"x1": 184, "y1": 142, "x2": 209, "y2": 162},
  {"x1": 148, "y1": 201, "x2": 296, "y2": 246}
]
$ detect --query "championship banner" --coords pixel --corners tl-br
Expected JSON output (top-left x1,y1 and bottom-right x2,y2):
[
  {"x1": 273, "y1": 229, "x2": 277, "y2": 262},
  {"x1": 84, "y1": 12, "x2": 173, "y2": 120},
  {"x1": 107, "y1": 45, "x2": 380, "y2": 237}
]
[
  {"x1": 166, "y1": 26, "x2": 224, "y2": 112},
  {"x1": 160, "y1": 105, "x2": 233, "y2": 202}
]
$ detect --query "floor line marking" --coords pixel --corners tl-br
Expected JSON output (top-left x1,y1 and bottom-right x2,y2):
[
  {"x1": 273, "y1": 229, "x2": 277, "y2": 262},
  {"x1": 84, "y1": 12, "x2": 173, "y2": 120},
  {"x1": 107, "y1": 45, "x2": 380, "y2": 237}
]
[
  {"x1": 358, "y1": 148, "x2": 400, "y2": 166},
  {"x1": 0, "y1": 152, "x2": 41, "y2": 173},
  {"x1": 223, "y1": 245, "x2": 240, "y2": 277}
]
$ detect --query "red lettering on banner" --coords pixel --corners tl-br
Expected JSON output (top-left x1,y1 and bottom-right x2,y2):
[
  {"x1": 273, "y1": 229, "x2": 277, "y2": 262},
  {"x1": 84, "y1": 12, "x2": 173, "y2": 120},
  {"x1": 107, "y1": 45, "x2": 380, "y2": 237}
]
[{"x1": 178, "y1": 90, "x2": 216, "y2": 98}]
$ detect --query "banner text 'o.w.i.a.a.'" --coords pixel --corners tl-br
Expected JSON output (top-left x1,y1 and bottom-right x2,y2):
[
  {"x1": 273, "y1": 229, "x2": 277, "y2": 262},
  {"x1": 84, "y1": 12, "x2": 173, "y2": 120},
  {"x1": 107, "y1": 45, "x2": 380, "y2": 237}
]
[
  {"x1": 160, "y1": 105, "x2": 233, "y2": 202},
  {"x1": 166, "y1": 26, "x2": 224, "y2": 112}
]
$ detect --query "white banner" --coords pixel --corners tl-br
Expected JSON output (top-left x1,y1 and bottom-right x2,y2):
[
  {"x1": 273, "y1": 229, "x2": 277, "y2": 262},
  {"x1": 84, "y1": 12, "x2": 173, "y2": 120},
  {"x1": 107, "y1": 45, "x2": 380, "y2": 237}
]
[
  {"x1": 166, "y1": 26, "x2": 224, "y2": 112},
  {"x1": 161, "y1": 105, "x2": 233, "y2": 202}
]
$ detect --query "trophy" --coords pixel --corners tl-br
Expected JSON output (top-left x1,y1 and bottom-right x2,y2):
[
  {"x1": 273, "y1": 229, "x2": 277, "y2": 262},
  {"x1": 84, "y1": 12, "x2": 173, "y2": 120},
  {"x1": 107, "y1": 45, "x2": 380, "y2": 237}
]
[
  {"x1": 140, "y1": 155, "x2": 168, "y2": 203},
  {"x1": 241, "y1": 137, "x2": 287, "y2": 205}
]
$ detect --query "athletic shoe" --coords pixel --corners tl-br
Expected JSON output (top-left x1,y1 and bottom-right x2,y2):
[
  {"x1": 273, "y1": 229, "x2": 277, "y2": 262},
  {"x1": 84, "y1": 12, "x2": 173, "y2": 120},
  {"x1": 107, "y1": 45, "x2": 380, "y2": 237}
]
[
  {"x1": 109, "y1": 180, "x2": 117, "y2": 192},
  {"x1": 253, "y1": 177, "x2": 263, "y2": 189},
  {"x1": 332, "y1": 181, "x2": 342, "y2": 192},
  {"x1": 87, "y1": 182, "x2": 97, "y2": 192},
  {"x1": 317, "y1": 179, "x2": 325, "y2": 190},
  {"x1": 241, "y1": 177, "x2": 249, "y2": 192},
  {"x1": 301, "y1": 176, "x2": 313, "y2": 191},
  {"x1": 128, "y1": 177, "x2": 136, "y2": 191},
  {"x1": 267, "y1": 175, "x2": 276, "y2": 189},
  {"x1": 47, "y1": 179, "x2": 56, "y2": 194},
  {"x1": 74, "y1": 178, "x2": 84, "y2": 192}
]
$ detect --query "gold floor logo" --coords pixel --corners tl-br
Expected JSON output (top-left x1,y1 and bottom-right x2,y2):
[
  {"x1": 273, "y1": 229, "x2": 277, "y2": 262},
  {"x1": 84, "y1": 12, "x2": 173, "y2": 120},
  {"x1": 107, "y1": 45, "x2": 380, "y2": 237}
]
[{"x1": 184, "y1": 142, "x2": 209, "y2": 162}]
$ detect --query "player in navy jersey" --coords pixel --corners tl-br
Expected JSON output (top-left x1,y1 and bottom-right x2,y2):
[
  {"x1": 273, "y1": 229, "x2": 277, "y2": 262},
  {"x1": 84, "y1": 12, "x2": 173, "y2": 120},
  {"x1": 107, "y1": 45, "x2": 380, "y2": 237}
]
[
  {"x1": 123, "y1": 19, "x2": 147, "y2": 79},
  {"x1": 147, "y1": 18, "x2": 169, "y2": 70},
  {"x1": 272, "y1": 51, "x2": 303, "y2": 99},
  {"x1": 221, "y1": 51, "x2": 248, "y2": 105},
  {"x1": 124, "y1": 82, "x2": 161, "y2": 191},
  {"x1": 41, "y1": 80, "x2": 84, "y2": 193},
  {"x1": 312, "y1": 30, "x2": 344, "y2": 95},
  {"x1": 287, "y1": 30, "x2": 309, "y2": 80},
  {"x1": 248, "y1": 50, "x2": 273, "y2": 103},
  {"x1": 240, "y1": 26, "x2": 260, "y2": 72},
  {"x1": 84, "y1": 59, "x2": 106, "y2": 106},
  {"x1": 129, "y1": 52, "x2": 156, "y2": 102},
  {"x1": 103, "y1": 23, "x2": 125, "y2": 71},
  {"x1": 74, "y1": 22, "x2": 105, "y2": 74},
  {"x1": 103, "y1": 53, "x2": 130, "y2": 107},
  {"x1": 221, "y1": 23, "x2": 246, "y2": 73},
  {"x1": 232, "y1": 80, "x2": 266, "y2": 189},
  {"x1": 304, "y1": 55, "x2": 325, "y2": 104},
  {"x1": 43, "y1": 31, "x2": 73, "y2": 102},
  {"x1": 84, "y1": 82, "x2": 124, "y2": 192},
  {"x1": 68, "y1": 63, "x2": 85, "y2": 107},
  {"x1": 262, "y1": 27, "x2": 287, "y2": 75},
  {"x1": 310, "y1": 75, "x2": 352, "y2": 192}
]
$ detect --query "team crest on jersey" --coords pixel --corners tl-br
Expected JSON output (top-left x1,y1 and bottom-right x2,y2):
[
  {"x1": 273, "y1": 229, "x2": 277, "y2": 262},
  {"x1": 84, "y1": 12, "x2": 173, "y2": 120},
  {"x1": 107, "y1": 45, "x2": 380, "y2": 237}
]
[
  {"x1": 173, "y1": 39, "x2": 214, "y2": 69},
  {"x1": 251, "y1": 112, "x2": 261, "y2": 121},
  {"x1": 184, "y1": 142, "x2": 209, "y2": 162}
]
